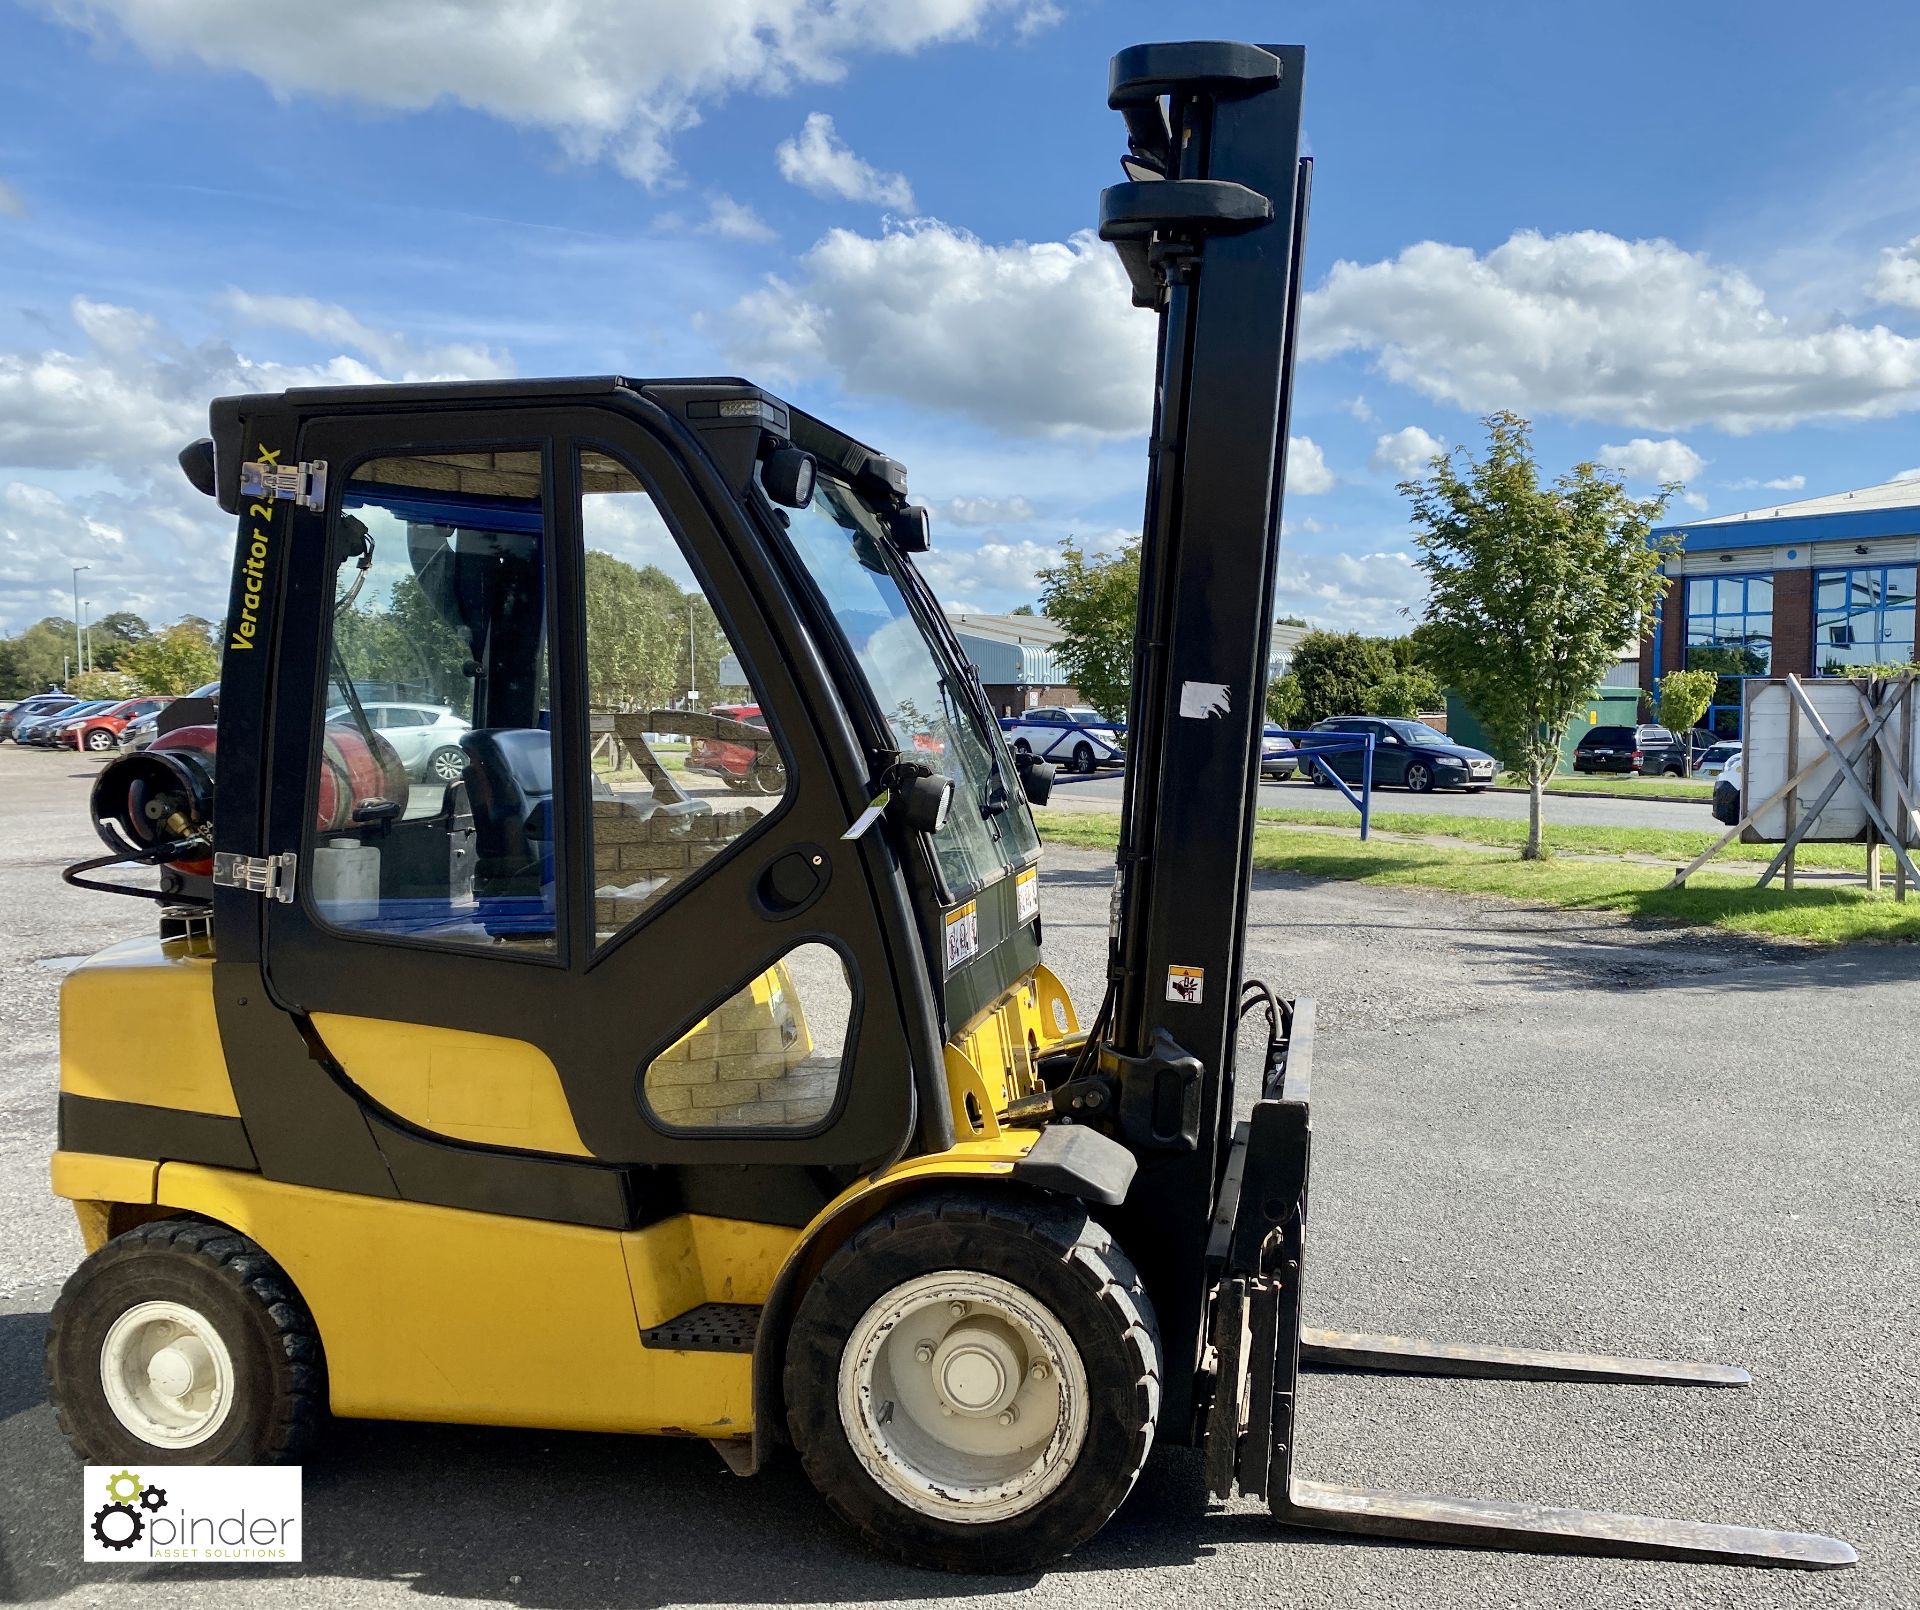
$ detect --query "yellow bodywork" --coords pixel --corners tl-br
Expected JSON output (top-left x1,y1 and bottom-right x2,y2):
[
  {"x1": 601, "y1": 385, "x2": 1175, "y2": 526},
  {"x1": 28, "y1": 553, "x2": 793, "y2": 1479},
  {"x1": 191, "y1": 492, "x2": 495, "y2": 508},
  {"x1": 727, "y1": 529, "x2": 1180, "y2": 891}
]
[
  {"x1": 60, "y1": 935, "x2": 238, "y2": 1116},
  {"x1": 52, "y1": 948, "x2": 1083, "y2": 1444},
  {"x1": 312, "y1": 1013, "x2": 592, "y2": 1157}
]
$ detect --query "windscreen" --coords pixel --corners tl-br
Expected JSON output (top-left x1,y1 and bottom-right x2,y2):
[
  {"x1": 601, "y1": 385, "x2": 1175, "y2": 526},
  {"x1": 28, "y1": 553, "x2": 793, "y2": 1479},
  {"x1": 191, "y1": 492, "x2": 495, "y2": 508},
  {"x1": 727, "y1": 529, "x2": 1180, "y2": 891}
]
[{"x1": 777, "y1": 476, "x2": 1040, "y2": 899}]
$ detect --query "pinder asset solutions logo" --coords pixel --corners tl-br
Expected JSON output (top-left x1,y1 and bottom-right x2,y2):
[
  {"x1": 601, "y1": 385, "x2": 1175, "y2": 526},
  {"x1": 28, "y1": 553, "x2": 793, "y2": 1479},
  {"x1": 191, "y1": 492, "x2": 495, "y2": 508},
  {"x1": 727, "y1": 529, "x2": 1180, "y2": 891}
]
[{"x1": 84, "y1": 1466, "x2": 302, "y2": 1563}]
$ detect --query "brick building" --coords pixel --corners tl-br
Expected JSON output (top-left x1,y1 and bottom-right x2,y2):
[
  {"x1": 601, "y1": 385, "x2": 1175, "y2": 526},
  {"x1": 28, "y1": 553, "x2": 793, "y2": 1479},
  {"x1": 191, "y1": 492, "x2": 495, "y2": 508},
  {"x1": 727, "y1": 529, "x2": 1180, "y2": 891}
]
[{"x1": 1644, "y1": 478, "x2": 1920, "y2": 735}]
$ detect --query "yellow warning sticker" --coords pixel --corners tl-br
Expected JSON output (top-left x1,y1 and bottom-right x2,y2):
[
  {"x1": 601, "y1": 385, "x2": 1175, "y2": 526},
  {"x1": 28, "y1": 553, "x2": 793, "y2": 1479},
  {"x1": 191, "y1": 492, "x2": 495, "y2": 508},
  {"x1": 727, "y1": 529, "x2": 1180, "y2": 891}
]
[
  {"x1": 1166, "y1": 964, "x2": 1204, "y2": 1004},
  {"x1": 1015, "y1": 865, "x2": 1039, "y2": 926},
  {"x1": 944, "y1": 900, "x2": 980, "y2": 973}
]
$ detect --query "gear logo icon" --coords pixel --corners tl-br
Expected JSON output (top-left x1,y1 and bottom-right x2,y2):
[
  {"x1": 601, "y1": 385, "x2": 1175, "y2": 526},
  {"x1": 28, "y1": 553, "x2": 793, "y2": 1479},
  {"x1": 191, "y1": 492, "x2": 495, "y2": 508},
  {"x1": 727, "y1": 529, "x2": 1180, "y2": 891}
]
[
  {"x1": 91, "y1": 1501, "x2": 144, "y2": 1551},
  {"x1": 139, "y1": 1485, "x2": 168, "y2": 1511},
  {"x1": 103, "y1": 1469, "x2": 143, "y2": 1504}
]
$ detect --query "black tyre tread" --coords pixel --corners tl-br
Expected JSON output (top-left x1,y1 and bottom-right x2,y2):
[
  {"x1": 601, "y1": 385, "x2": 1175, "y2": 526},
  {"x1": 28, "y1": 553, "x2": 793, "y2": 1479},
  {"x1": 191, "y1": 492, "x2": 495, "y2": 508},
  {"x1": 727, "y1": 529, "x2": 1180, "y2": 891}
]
[
  {"x1": 786, "y1": 1190, "x2": 1160, "y2": 1573},
  {"x1": 45, "y1": 1216, "x2": 325, "y2": 1464}
]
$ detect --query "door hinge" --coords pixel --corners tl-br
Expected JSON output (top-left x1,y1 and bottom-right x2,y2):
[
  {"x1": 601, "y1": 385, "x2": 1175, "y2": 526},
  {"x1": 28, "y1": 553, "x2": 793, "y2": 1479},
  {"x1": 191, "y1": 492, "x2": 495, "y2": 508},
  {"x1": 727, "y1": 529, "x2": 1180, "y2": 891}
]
[
  {"x1": 239, "y1": 458, "x2": 328, "y2": 511},
  {"x1": 212, "y1": 850, "x2": 298, "y2": 903}
]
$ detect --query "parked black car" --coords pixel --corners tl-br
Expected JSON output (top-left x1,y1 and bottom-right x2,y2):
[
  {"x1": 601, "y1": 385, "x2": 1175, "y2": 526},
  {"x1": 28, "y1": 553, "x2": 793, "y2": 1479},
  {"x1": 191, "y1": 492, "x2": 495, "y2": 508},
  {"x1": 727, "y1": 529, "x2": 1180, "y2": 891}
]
[
  {"x1": 1573, "y1": 723, "x2": 1686, "y2": 776},
  {"x1": 1299, "y1": 716, "x2": 1497, "y2": 793},
  {"x1": 0, "y1": 693, "x2": 77, "y2": 742}
]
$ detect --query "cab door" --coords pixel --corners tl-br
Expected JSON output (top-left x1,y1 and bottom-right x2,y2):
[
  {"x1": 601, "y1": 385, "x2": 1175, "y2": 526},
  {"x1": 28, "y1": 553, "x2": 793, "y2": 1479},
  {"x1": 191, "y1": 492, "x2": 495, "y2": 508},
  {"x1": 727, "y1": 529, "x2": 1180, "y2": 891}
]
[{"x1": 254, "y1": 402, "x2": 922, "y2": 1214}]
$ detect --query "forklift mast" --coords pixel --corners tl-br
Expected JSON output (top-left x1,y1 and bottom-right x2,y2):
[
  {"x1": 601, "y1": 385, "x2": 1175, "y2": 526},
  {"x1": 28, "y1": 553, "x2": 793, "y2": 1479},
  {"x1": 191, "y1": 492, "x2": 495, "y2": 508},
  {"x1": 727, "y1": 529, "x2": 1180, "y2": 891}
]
[{"x1": 1092, "y1": 42, "x2": 1310, "y2": 1436}]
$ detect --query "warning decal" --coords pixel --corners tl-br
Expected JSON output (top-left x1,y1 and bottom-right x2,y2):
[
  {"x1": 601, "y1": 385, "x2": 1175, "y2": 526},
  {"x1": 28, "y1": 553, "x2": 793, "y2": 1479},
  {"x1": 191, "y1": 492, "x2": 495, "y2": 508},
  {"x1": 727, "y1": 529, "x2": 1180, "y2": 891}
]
[
  {"x1": 1166, "y1": 964, "x2": 1204, "y2": 1004},
  {"x1": 1015, "y1": 865, "x2": 1039, "y2": 925},
  {"x1": 944, "y1": 901, "x2": 980, "y2": 973}
]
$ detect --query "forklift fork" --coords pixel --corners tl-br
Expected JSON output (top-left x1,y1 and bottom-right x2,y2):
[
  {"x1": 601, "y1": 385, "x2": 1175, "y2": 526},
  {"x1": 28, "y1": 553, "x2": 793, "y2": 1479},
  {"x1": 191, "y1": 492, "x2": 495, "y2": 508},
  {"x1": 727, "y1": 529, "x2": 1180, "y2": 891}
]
[{"x1": 1201, "y1": 999, "x2": 1856, "y2": 1570}]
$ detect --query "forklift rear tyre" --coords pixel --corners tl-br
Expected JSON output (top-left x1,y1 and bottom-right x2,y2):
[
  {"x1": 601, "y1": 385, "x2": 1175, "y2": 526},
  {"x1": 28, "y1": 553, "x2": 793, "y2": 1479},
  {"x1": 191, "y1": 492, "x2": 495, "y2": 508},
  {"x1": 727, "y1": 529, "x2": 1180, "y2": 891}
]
[
  {"x1": 45, "y1": 1217, "x2": 325, "y2": 1465},
  {"x1": 785, "y1": 1192, "x2": 1159, "y2": 1573}
]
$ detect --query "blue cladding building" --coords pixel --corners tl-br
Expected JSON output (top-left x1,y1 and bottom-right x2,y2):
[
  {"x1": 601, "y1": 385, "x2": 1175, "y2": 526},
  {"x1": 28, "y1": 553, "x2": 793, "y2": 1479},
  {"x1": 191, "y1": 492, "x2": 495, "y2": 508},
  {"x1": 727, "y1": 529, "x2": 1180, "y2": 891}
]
[{"x1": 1646, "y1": 479, "x2": 1920, "y2": 735}]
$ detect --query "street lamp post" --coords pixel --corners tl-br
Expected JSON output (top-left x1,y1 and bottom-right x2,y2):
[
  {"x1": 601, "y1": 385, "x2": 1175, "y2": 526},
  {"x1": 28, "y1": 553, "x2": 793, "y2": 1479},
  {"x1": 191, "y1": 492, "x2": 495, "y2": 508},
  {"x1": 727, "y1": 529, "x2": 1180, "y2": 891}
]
[
  {"x1": 81, "y1": 601, "x2": 92, "y2": 675},
  {"x1": 71, "y1": 564, "x2": 90, "y2": 684}
]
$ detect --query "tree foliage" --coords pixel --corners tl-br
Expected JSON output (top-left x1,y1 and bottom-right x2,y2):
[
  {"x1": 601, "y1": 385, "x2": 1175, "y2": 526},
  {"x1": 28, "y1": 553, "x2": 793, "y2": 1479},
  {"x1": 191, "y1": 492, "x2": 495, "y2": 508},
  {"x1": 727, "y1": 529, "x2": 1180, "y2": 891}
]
[
  {"x1": 119, "y1": 621, "x2": 221, "y2": 695},
  {"x1": 582, "y1": 551, "x2": 734, "y2": 712},
  {"x1": 1036, "y1": 538, "x2": 1140, "y2": 721},
  {"x1": 1366, "y1": 666, "x2": 1443, "y2": 719},
  {"x1": 1657, "y1": 666, "x2": 1720, "y2": 770},
  {"x1": 1286, "y1": 631, "x2": 1397, "y2": 725},
  {"x1": 1404, "y1": 412, "x2": 1677, "y2": 857},
  {"x1": 0, "y1": 616, "x2": 80, "y2": 697}
]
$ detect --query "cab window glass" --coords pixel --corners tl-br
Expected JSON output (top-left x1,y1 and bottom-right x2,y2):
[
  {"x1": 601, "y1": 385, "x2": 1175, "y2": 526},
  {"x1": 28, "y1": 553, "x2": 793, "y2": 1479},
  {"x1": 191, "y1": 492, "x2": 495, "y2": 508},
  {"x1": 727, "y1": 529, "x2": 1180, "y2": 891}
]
[
  {"x1": 309, "y1": 447, "x2": 560, "y2": 954},
  {"x1": 642, "y1": 943, "x2": 853, "y2": 1132},
  {"x1": 578, "y1": 448, "x2": 788, "y2": 950}
]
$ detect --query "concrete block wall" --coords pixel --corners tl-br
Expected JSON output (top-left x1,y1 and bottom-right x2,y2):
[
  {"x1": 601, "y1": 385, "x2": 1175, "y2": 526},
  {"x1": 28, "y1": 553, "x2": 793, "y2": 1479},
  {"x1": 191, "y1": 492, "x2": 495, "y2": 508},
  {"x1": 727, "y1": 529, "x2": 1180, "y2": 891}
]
[{"x1": 644, "y1": 989, "x2": 841, "y2": 1130}]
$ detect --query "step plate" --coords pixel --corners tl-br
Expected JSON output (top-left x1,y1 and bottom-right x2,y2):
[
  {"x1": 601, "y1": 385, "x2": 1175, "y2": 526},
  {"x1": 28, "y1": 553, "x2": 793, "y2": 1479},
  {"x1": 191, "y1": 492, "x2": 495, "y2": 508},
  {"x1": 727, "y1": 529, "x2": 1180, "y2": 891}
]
[{"x1": 640, "y1": 1301, "x2": 760, "y2": 1353}]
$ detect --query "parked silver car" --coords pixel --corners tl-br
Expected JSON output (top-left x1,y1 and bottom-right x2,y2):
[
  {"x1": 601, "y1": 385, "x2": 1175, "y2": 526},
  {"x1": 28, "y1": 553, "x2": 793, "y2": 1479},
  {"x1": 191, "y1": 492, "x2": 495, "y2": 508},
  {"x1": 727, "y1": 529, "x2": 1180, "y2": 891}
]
[{"x1": 324, "y1": 701, "x2": 472, "y2": 783}]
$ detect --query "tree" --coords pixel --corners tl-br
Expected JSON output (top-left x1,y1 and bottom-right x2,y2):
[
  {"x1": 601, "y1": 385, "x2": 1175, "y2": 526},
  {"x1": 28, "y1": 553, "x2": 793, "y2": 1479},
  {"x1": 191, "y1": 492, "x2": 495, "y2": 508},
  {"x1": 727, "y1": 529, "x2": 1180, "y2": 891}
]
[
  {"x1": 1265, "y1": 671, "x2": 1303, "y2": 729},
  {"x1": 120, "y1": 622, "x2": 221, "y2": 694},
  {"x1": 68, "y1": 669, "x2": 142, "y2": 701},
  {"x1": 90, "y1": 611, "x2": 150, "y2": 671},
  {"x1": 1404, "y1": 412, "x2": 1677, "y2": 858},
  {"x1": 1287, "y1": 630, "x2": 1397, "y2": 726},
  {"x1": 1007, "y1": 603, "x2": 1036, "y2": 617},
  {"x1": 1657, "y1": 667, "x2": 1720, "y2": 771},
  {"x1": 1036, "y1": 538, "x2": 1140, "y2": 721},
  {"x1": 1365, "y1": 666, "x2": 1442, "y2": 719},
  {"x1": 0, "y1": 616, "x2": 80, "y2": 696}
]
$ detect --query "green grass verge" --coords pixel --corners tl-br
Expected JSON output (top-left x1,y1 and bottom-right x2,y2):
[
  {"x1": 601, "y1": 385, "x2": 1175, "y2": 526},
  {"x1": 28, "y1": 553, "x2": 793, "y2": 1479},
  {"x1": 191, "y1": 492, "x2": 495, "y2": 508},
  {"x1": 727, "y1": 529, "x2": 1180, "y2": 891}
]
[
  {"x1": 1253, "y1": 804, "x2": 1891, "y2": 873},
  {"x1": 1513, "y1": 773, "x2": 1716, "y2": 801},
  {"x1": 1033, "y1": 812, "x2": 1920, "y2": 944}
]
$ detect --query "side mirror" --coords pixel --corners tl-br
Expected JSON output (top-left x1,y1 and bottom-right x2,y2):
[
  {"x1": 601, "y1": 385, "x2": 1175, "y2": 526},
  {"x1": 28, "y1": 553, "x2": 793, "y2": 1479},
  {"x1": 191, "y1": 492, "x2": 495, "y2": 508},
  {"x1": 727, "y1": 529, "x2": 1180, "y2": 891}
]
[
  {"x1": 888, "y1": 504, "x2": 931, "y2": 553},
  {"x1": 1015, "y1": 750, "x2": 1055, "y2": 806},
  {"x1": 762, "y1": 446, "x2": 817, "y2": 509}
]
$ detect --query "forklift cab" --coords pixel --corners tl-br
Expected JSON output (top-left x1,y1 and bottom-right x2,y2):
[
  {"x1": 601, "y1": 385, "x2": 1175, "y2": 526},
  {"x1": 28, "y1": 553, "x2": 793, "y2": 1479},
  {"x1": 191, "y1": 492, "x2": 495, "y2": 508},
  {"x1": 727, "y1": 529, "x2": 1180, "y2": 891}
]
[{"x1": 237, "y1": 385, "x2": 1049, "y2": 1175}]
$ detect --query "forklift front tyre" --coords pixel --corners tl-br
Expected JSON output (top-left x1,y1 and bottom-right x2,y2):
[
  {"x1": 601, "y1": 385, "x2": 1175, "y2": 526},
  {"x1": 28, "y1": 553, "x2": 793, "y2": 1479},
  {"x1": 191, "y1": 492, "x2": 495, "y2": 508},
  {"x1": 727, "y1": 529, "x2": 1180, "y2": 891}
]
[
  {"x1": 784, "y1": 1192, "x2": 1159, "y2": 1573},
  {"x1": 45, "y1": 1218, "x2": 325, "y2": 1465}
]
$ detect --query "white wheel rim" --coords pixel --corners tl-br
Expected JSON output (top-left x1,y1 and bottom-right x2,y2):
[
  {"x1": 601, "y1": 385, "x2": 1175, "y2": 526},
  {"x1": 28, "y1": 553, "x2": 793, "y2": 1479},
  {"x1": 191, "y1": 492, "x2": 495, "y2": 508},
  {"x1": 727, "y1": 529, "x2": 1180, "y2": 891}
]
[
  {"x1": 433, "y1": 751, "x2": 464, "y2": 780},
  {"x1": 99, "y1": 1300, "x2": 236, "y2": 1449},
  {"x1": 839, "y1": 1271, "x2": 1089, "y2": 1525}
]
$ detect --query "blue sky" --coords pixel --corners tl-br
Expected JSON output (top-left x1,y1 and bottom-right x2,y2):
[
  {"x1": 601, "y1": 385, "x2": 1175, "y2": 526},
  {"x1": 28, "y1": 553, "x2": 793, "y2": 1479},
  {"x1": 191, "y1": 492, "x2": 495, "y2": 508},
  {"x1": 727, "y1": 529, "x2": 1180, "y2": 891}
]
[{"x1": 4, "y1": 0, "x2": 1920, "y2": 636}]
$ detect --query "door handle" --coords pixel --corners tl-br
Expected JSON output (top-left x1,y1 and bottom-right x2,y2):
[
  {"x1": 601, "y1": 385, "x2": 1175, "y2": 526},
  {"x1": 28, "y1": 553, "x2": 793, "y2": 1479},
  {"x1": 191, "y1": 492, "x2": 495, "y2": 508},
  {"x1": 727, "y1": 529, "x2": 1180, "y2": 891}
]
[{"x1": 755, "y1": 845, "x2": 831, "y2": 919}]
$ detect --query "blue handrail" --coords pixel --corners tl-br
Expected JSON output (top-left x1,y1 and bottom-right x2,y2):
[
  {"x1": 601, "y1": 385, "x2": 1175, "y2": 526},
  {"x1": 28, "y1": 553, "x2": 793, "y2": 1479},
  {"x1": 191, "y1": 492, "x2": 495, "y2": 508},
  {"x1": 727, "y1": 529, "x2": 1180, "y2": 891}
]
[{"x1": 1270, "y1": 729, "x2": 1374, "y2": 840}]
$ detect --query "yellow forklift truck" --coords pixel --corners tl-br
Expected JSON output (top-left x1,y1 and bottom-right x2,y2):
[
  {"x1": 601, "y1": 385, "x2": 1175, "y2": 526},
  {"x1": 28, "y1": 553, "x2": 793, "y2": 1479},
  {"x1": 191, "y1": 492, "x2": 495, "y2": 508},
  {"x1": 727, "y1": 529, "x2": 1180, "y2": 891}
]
[{"x1": 47, "y1": 42, "x2": 1852, "y2": 1573}]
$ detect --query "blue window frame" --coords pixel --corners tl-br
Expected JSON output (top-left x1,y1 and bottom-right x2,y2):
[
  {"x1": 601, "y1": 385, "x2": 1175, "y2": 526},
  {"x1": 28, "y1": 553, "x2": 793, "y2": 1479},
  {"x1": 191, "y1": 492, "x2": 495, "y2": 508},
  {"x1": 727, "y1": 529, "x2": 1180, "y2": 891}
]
[
  {"x1": 1814, "y1": 564, "x2": 1917, "y2": 672},
  {"x1": 1684, "y1": 574, "x2": 1772, "y2": 734}
]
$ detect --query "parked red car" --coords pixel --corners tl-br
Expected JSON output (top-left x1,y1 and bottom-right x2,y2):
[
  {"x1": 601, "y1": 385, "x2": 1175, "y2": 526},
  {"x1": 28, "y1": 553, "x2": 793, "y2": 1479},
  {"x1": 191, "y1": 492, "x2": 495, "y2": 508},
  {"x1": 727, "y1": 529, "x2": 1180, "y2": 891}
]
[
  {"x1": 684, "y1": 703, "x2": 782, "y2": 794},
  {"x1": 62, "y1": 696, "x2": 172, "y2": 753}
]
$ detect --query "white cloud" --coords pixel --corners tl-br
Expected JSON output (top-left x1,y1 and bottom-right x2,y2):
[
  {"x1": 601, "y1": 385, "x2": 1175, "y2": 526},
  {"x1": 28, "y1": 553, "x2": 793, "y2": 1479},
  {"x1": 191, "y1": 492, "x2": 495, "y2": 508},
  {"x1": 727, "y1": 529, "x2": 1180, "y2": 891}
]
[
  {"x1": 917, "y1": 535, "x2": 1055, "y2": 609},
  {"x1": 1305, "y1": 228, "x2": 1920, "y2": 434},
  {"x1": 728, "y1": 220, "x2": 1153, "y2": 437},
  {"x1": 0, "y1": 474, "x2": 233, "y2": 632},
  {"x1": 775, "y1": 113, "x2": 913, "y2": 209},
  {"x1": 1275, "y1": 549, "x2": 1427, "y2": 636},
  {"x1": 44, "y1": 0, "x2": 1053, "y2": 186},
  {"x1": 222, "y1": 292, "x2": 512, "y2": 381},
  {"x1": 1895, "y1": 467, "x2": 1920, "y2": 483},
  {"x1": 0, "y1": 178, "x2": 23, "y2": 217},
  {"x1": 1342, "y1": 394, "x2": 1375, "y2": 423},
  {"x1": 701, "y1": 193, "x2": 776, "y2": 243},
  {"x1": 1596, "y1": 436, "x2": 1705, "y2": 485},
  {"x1": 1726, "y1": 474, "x2": 1806, "y2": 493},
  {"x1": 942, "y1": 494, "x2": 1035, "y2": 526},
  {"x1": 1288, "y1": 436, "x2": 1333, "y2": 494},
  {"x1": 1871, "y1": 237, "x2": 1920, "y2": 311},
  {"x1": 0, "y1": 294, "x2": 518, "y2": 630},
  {"x1": 1369, "y1": 425, "x2": 1444, "y2": 479}
]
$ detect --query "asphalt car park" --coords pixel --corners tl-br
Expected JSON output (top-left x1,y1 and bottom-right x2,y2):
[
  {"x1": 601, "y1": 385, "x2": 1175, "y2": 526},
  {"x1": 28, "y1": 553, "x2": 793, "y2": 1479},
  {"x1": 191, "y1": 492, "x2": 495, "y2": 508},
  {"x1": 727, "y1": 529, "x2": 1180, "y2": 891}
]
[{"x1": 0, "y1": 742, "x2": 1911, "y2": 1610}]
